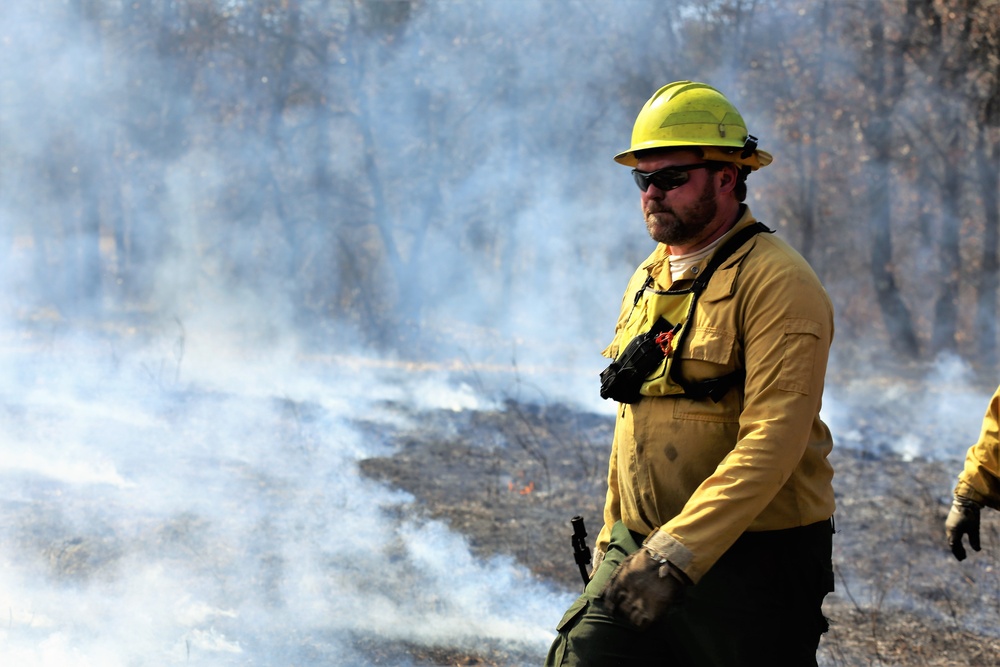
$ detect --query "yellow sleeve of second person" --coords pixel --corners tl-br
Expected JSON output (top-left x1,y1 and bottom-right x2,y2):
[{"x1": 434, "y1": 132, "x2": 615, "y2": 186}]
[{"x1": 956, "y1": 385, "x2": 1000, "y2": 509}]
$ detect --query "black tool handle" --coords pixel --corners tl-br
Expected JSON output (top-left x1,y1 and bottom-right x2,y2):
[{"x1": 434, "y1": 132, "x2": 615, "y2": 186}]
[{"x1": 571, "y1": 515, "x2": 592, "y2": 587}]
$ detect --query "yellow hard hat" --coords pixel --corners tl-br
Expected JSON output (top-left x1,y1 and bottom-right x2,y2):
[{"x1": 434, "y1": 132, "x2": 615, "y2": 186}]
[{"x1": 614, "y1": 81, "x2": 773, "y2": 170}]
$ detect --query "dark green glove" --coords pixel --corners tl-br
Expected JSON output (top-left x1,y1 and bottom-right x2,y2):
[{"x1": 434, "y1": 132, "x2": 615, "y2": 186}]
[
  {"x1": 598, "y1": 548, "x2": 685, "y2": 630},
  {"x1": 946, "y1": 494, "x2": 982, "y2": 561}
]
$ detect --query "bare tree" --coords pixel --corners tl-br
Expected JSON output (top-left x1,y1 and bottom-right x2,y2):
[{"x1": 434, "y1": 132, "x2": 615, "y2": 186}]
[
  {"x1": 857, "y1": 0, "x2": 920, "y2": 357},
  {"x1": 971, "y1": 11, "x2": 1000, "y2": 370}
]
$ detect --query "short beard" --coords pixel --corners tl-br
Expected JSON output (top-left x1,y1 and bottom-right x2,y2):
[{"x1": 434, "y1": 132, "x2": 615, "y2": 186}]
[{"x1": 644, "y1": 178, "x2": 718, "y2": 246}]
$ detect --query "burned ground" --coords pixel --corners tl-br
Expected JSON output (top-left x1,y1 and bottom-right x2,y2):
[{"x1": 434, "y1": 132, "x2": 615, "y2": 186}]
[{"x1": 359, "y1": 394, "x2": 1000, "y2": 666}]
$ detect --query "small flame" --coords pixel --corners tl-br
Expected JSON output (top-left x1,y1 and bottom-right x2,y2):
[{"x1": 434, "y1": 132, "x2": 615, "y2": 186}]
[{"x1": 508, "y1": 479, "x2": 534, "y2": 495}]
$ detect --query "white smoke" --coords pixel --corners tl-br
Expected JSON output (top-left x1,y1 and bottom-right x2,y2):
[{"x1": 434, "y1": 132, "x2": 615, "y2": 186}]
[
  {"x1": 823, "y1": 351, "x2": 992, "y2": 462},
  {"x1": 0, "y1": 332, "x2": 575, "y2": 666}
]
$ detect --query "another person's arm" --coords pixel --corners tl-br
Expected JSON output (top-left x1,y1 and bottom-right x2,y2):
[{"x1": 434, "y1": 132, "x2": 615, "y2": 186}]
[{"x1": 947, "y1": 385, "x2": 1000, "y2": 560}]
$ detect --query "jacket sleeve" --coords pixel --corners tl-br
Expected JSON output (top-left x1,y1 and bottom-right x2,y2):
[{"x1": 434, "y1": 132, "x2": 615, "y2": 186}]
[
  {"x1": 955, "y1": 385, "x2": 1000, "y2": 509},
  {"x1": 647, "y1": 246, "x2": 834, "y2": 583}
]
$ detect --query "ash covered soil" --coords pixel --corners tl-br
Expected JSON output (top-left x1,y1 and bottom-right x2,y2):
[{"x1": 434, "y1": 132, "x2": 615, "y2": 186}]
[{"x1": 358, "y1": 386, "x2": 1000, "y2": 666}]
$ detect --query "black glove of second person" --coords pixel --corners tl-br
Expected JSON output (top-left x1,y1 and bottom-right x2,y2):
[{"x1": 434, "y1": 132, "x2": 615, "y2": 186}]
[{"x1": 946, "y1": 494, "x2": 982, "y2": 561}]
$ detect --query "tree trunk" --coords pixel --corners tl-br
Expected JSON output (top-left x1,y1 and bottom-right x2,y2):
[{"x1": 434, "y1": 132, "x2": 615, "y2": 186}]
[
  {"x1": 865, "y1": 18, "x2": 920, "y2": 357},
  {"x1": 973, "y1": 131, "x2": 1000, "y2": 370},
  {"x1": 868, "y1": 151, "x2": 920, "y2": 357},
  {"x1": 930, "y1": 127, "x2": 963, "y2": 354},
  {"x1": 67, "y1": 0, "x2": 107, "y2": 317}
]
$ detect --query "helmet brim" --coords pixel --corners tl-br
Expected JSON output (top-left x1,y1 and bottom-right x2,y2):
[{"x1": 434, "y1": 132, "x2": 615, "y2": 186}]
[{"x1": 614, "y1": 145, "x2": 773, "y2": 170}]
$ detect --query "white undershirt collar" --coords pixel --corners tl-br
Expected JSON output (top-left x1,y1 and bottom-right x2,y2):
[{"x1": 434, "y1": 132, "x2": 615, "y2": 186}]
[{"x1": 668, "y1": 235, "x2": 725, "y2": 282}]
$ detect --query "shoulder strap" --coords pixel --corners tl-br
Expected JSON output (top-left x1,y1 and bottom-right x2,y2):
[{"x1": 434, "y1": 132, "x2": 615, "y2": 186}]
[
  {"x1": 669, "y1": 221, "x2": 772, "y2": 402},
  {"x1": 690, "y1": 221, "x2": 772, "y2": 295}
]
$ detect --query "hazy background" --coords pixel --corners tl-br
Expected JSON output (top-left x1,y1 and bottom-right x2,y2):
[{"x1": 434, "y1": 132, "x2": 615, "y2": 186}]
[{"x1": 1, "y1": 1, "x2": 999, "y2": 665}]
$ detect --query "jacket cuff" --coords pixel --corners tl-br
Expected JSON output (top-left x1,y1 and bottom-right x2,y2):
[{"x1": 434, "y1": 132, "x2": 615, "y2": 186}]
[
  {"x1": 643, "y1": 528, "x2": 695, "y2": 583},
  {"x1": 956, "y1": 481, "x2": 996, "y2": 510},
  {"x1": 591, "y1": 547, "x2": 606, "y2": 574}
]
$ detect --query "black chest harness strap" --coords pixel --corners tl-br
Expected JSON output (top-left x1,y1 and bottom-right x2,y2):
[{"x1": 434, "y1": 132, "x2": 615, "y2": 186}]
[{"x1": 600, "y1": 222, "x2": 773, "y2": 404}]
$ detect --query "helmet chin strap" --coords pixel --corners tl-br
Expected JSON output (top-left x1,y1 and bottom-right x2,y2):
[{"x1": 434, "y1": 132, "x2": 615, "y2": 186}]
[{"x1": 740, "y1": 135, "x2": 758, "y2": 159}]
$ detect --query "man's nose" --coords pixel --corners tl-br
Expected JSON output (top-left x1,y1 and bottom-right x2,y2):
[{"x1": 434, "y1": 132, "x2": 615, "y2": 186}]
[{"x1": 644, "y1": 183, "x2": 666, "y2": 199}]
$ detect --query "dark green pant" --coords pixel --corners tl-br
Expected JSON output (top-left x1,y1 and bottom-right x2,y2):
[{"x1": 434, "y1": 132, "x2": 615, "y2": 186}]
[{"x1": 546, "y1": 519, "x2": 834, "y2": 667}]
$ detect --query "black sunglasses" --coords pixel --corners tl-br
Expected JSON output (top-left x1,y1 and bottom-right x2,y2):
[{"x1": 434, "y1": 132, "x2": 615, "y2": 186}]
[{"x1": 631, "y1": 163, "x2": 714, "y2": 192}]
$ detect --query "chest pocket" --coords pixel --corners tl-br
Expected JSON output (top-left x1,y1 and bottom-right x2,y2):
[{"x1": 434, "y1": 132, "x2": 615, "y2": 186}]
[
  {"x1": 672, "y1": 324, "x2": 743, "y2": 422},
  {"x1": 672, "y1": 262, "x2": 741, "y2": 399},
  {"x1": 678, "y1": 264, "x2": 739, "y2": 371},
  {"x1": 683, "y1": 326, "x2": 737, "y2": 367}
]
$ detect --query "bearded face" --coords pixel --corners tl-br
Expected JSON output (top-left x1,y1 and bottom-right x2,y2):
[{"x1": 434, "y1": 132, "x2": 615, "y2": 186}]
[{"x1": 643, "y1": 171, "x2": 719, "y2": 246}]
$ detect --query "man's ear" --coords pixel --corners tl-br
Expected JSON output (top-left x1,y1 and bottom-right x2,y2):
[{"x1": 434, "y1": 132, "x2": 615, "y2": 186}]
[{"x1": 716, "y1": 164, "x2": 739, "y2": 195}]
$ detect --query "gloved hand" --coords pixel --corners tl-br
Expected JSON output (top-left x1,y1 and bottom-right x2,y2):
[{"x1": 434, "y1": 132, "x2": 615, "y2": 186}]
[
  {"x1": 946, "y1": 494, "x2": 982, "y2": 561},
  {"x1": 599, "y1": 547, "x2": 685, "y2": 630}
]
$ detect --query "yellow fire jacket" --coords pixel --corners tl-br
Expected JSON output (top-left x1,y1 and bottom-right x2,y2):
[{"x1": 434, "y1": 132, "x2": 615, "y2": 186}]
[
  {"x1": 955, "y1": 385, "x2": 1000, "y2": 508},
  {"x1": 597, "y1": 208, "x2": 836, "y2": 584}
]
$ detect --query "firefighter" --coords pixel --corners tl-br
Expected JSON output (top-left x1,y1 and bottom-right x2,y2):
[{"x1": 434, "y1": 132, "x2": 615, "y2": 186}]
[
  {"x1": 546, "y1": 81, "x2": 837, "y2": 666},
  {"x1": 946, "y1": 384, "x2": 1000, "y2": 561}
]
